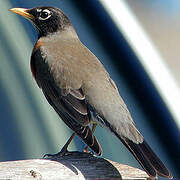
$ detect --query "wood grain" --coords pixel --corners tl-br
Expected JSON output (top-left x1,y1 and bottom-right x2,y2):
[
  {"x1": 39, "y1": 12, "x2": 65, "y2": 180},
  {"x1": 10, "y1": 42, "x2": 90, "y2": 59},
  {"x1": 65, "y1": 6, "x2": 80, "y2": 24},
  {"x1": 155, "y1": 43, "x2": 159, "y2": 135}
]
[{"x1": 0, "y1": 151, "x2": 153, "y2": 180}]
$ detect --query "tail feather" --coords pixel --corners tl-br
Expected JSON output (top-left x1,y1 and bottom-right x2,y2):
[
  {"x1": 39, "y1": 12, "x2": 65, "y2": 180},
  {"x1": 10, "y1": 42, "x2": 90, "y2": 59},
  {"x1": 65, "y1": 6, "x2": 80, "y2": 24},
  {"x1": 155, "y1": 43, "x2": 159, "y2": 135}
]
[
  {"x1": 139, "y1": 140, "x2": 173, "y2": 178},
  {"x1": 121, "y1": 138, "x2": 157, "y2": 178},
  {"x1": 122, "y1": 138, "x2": 173, "y2": 179},
  {"x1": 107, "y1": 119, "x2": 173, "y2": 179}
]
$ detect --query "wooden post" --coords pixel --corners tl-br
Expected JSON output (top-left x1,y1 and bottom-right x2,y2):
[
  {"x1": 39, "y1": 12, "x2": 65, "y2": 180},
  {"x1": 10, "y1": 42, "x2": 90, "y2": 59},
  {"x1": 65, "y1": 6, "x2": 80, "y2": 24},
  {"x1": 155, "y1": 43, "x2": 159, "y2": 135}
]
[{"x1": 0, "y1": 151, "x2": 154, "y2": 179}]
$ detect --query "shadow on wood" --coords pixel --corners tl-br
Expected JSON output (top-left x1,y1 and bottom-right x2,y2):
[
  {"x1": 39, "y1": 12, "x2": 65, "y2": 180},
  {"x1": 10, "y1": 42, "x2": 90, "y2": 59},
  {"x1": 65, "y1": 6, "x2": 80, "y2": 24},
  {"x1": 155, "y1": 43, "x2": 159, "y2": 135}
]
[
  {"x1": 0, "y1": 151, "x2": 151, "y2": 179},
  {"x1": 46, "y1": 151, "x2": 122, "y2": 179}
]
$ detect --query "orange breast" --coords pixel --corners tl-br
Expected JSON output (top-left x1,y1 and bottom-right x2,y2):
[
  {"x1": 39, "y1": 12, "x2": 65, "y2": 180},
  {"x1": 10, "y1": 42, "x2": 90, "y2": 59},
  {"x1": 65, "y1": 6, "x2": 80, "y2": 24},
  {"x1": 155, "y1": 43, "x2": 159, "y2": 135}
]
[{"x1": 31, "y1": 39, "x2": 43, "y2": 81}]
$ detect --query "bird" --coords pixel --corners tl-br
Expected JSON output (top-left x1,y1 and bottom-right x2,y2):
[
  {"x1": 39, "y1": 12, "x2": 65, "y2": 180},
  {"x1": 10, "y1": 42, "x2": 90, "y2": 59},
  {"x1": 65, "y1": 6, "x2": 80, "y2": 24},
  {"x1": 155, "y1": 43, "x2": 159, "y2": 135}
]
[{"x1": 9, "y1": 6, "x2": 172, "y2": 179}]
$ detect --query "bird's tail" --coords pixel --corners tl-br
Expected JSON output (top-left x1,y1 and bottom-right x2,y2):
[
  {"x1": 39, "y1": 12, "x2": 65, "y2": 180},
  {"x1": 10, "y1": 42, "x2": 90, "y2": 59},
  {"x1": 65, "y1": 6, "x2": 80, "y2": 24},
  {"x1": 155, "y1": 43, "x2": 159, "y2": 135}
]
[{"x1": 119, "y1": 137, "x2": 173, "y2": 179}]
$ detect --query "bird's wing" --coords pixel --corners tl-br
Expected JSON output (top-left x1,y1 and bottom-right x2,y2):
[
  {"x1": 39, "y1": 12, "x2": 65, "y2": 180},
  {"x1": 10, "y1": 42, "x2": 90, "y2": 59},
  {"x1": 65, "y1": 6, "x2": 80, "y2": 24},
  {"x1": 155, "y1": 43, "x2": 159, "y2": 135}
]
[
  {"x1": 40, "y1": 79, "x2": 102, "y2": 155},
  {"x1": 43, "y1": 80, "x2": 90, "y2": 126}
]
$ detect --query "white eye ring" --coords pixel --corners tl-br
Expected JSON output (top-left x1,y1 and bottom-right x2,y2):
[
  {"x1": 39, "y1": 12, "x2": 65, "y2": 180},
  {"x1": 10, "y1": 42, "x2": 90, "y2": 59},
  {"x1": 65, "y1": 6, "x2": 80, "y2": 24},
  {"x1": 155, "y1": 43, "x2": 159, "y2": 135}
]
[{"x1": 39, "y1": 9, "x2": 51, "y2": 20}]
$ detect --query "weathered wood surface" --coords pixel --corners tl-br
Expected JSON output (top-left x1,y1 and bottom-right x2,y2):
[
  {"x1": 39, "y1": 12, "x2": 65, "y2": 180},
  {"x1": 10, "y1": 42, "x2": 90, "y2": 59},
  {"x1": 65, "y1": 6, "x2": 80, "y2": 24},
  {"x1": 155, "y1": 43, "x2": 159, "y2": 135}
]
[{"x1": 0, "y1": 151, "x2": 152, "y2": 180}]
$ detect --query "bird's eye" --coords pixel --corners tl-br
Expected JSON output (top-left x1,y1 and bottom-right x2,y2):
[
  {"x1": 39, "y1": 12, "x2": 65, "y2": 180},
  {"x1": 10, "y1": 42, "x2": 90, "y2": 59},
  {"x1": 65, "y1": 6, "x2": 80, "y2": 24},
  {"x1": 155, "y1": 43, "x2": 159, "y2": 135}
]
[{"x1": 39, "y1": 9, "x2": 51, "y2": 20}]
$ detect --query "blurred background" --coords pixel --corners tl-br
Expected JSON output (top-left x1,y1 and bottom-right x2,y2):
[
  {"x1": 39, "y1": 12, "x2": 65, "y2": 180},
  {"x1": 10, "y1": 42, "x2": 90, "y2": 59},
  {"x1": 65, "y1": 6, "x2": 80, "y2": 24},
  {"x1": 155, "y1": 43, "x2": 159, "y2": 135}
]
[{"x1": 0, "y1": 0, "x2": 179, "y2": 179}]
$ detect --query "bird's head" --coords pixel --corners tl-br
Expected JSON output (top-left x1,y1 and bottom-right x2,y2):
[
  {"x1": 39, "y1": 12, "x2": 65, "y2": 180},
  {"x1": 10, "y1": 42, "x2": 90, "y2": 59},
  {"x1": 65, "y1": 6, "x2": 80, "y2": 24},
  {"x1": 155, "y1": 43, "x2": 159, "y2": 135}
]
[{"x1": 9, "y1": 7, "x2": 72, "y2": 37}]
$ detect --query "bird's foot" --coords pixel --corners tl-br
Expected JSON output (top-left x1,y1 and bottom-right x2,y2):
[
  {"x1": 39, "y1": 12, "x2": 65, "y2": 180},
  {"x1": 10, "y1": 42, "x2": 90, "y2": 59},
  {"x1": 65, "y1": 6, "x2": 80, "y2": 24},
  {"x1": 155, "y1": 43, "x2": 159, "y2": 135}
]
[{"x1": 43, "y1": 146, "x2": 70, "y2": 159}]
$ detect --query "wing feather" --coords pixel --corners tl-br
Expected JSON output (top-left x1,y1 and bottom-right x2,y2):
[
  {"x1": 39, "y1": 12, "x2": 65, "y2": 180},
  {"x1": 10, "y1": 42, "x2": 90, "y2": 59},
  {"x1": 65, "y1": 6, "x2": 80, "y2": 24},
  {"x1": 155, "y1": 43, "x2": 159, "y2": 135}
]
[{"x1": 39, "y1": 79, "x2": 102, "y2": 155}]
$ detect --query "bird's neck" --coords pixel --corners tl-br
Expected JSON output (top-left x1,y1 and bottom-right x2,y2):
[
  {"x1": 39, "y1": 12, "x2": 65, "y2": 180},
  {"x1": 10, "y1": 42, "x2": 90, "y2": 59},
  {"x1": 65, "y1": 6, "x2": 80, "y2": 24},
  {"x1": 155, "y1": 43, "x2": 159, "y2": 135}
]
[{"x1": 40, "y1": 26, "x2": 79, "y2": 41}]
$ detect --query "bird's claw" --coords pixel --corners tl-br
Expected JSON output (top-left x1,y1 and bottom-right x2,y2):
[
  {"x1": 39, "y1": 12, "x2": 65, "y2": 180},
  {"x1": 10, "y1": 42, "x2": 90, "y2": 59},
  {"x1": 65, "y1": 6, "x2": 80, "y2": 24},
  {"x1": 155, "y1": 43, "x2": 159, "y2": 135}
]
[{"x1": 43, "y1": 147, "x2": 69, "y2": 158}]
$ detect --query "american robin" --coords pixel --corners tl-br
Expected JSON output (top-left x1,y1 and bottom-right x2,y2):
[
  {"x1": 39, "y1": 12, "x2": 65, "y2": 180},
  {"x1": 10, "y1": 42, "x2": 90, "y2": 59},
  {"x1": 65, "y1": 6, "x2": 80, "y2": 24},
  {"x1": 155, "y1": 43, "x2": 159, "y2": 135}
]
[{"x1": 9, "y1": 7, "x2": 172, "y2": 179}]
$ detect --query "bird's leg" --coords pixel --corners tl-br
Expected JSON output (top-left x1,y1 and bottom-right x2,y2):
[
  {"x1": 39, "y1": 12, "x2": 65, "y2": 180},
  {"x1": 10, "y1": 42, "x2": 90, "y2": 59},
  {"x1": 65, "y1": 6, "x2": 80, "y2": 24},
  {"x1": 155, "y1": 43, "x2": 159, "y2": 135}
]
[
  {"x1": 43, "y1": 132, "x2": 76, "y2": 158},
  {"x1": 58, "y1": 132, "x2": 76, "y2": 155},
  {"x1": 83, "y1": 123, "x2": 97, "y2": 153}
]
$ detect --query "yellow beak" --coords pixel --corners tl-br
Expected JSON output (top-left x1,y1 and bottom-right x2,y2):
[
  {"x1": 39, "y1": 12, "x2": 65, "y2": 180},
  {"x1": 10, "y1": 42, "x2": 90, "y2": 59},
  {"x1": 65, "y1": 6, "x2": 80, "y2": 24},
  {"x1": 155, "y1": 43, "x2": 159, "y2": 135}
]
[{"x1": 9, "y1": 8, "x2": 34, "y2": 20}]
